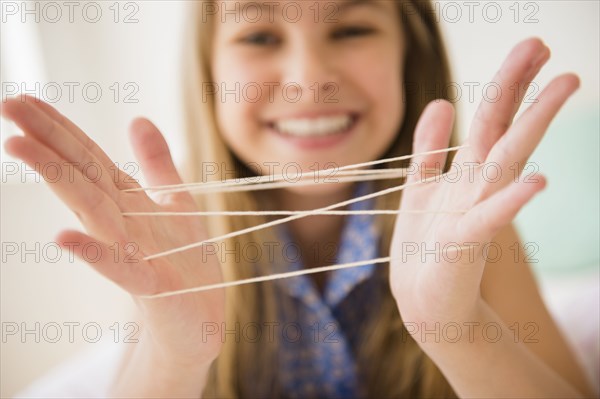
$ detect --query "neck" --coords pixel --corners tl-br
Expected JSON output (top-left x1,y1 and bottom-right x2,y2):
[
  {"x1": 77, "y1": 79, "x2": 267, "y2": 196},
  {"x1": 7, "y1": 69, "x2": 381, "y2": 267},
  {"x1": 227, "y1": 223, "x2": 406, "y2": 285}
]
[
  {"x1": 275, "y1": 184, "x2": 353, "y2": 245},
  {"x1": 273, "y1": 184, "x2": 355, "y2": 292}
]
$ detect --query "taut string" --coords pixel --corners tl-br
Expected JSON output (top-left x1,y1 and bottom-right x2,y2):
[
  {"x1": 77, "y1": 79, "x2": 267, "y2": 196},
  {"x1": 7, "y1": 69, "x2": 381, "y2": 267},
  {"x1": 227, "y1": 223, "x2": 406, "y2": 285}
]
[{"x1": 124, "y1": 144, "x2": 472, "y2": 299}]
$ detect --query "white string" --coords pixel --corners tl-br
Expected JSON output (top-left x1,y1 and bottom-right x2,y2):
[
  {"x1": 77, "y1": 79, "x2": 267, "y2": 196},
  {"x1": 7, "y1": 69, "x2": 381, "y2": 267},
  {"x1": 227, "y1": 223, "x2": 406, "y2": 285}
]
[
  {"x1": 139, "y1": 257, "x2": 394, "y2": 298},
  {"x1": 142, "y1": 168, "x2": 464, "y2": 261},
  {"x1": 130, "y1": 168, "x2": 409, "y2": 195},
  {"x1": 153, "y1": 169, "x2": 409, "y2": 195},
  {"x1": 154, "y1": 168, "x2": 408, "y2": 195},
  {"x1": 133, "y1": 145, "x2": 472, "y2": 298},
  {"x1": 124, "y1": 164, "x2": 399, "y2": 194},
  {"x1": 124, "y1": 144, "x2": 468, "y2": 194},
  {"x1": 123, "y1": 209, "x2": 468, "y2": 217},
  {"x1": 138, "y1": 245, "x2": 472, "y2": 299}
]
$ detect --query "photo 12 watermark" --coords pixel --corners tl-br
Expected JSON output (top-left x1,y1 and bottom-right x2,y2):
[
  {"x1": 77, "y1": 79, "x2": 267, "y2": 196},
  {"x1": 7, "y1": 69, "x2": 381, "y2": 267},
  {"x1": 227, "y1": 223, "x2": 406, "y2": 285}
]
[
  {"x1": 2, "y1": 321, "x2": 140, "y2": 344},
  {"x1": 1, "y1": 240, "x2": 141, "y2": 265},
  {"x1": 202, "y1": 81, "x2": 339, "y2": 104},
  {"x1": 1, "y1": 1, "x2": 140, "y2": 24},
  {"x1": 401, "y1": 320, "x2": 540, "y2": 344},
  {"x1": 199, "y1": 321, "x2": 341, "y2": 344},
  {"x1": 2, "y1": 82, "x2": 140, "y2": 104},
  {"x1": 401, "y1": 1, "x2": 541, "y2": 25},
  {"x1": 1, "y1": 160, "x2": 141, "y2": 185},
  {"x1": 403, "y1": 80, "x2": 540, "y2": 105}
]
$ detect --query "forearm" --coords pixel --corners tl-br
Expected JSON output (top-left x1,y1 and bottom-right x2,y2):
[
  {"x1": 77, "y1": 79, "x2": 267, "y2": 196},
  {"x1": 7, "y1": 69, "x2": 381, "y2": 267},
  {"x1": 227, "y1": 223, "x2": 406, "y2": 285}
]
[
  {"x1": 109, "y1": 332, "x2": 212, "y2": 398},
  {"x1": 419, "y1": 301, "x2": 584, "y2": 399}
]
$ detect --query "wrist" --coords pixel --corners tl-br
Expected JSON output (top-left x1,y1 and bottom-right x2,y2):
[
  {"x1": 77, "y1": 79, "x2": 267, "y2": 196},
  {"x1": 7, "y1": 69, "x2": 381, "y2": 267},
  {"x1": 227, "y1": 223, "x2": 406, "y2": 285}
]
[
  {"x1": 405, "y1": 301, "x2": 585, "y2": 398},
  {"x1": 414, "y1": 300, "x2": 510, "y2": 365},
  {"x1": 401, "y1": 298, "x2": 490, "y2": 354},
  {"x1": 109, "y1": 332, "x2": 215, "y2": 398}
]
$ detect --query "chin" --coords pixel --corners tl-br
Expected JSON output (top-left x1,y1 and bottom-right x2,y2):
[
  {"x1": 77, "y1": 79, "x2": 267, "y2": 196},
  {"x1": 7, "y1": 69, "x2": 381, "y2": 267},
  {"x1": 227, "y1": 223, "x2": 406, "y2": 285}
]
[{"x1": 280, "y1": 180, "x2": 355, "y2": 199}]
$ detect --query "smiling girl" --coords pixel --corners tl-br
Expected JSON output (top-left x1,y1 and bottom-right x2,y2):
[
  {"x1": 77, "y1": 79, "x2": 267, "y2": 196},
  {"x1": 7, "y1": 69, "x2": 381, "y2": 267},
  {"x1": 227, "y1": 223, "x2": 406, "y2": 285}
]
[{"x1": 2, "y1": 0, "x2": 594, "y2": 397}]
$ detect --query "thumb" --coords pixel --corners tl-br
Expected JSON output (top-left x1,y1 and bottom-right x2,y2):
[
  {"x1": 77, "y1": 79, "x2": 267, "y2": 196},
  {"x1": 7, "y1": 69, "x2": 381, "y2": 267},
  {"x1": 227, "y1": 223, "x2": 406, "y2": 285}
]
[
  {"x1": 129, "y1": 117, "x2": 182, "y2": 187},
  {"x1": 129, "y1": 118, "x2": 195, "y2": 207},
  {"x1": 404, "y1": 100, "x2": 454, "y2": 194}
]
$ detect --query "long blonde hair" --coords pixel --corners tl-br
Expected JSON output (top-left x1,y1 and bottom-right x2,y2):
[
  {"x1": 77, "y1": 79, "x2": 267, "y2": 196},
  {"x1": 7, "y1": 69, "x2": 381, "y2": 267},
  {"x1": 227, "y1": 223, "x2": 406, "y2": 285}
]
[{"x1": 182, "y1": 1, "x2": 459, "y2": 397}]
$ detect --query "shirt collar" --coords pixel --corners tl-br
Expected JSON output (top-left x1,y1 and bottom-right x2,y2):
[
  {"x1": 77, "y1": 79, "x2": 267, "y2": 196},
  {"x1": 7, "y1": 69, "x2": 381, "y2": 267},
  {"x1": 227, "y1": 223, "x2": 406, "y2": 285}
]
[{"x1": 275, "y1": 181, "x2": 381, "y2": 308}]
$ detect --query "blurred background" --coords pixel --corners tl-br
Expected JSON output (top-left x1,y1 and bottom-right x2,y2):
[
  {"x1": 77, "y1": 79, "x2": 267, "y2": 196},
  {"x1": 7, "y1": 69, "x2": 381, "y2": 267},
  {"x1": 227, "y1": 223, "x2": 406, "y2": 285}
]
[{"x1": 1, "y1": 0, "x2": 598, "y2": 396}]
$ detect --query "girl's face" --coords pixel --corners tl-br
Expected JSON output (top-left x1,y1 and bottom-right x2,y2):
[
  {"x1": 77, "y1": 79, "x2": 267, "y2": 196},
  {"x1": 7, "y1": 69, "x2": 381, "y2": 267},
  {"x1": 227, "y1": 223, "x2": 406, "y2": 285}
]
[{"x1": 211, "y1": 0, "x2": 405, "y2": 194}]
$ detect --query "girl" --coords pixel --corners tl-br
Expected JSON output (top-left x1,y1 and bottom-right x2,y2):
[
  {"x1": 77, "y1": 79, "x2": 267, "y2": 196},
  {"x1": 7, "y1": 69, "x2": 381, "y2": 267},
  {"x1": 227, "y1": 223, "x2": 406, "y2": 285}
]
[{"x1": 2, "y1": 0, "x2": 594, "y2": 397}]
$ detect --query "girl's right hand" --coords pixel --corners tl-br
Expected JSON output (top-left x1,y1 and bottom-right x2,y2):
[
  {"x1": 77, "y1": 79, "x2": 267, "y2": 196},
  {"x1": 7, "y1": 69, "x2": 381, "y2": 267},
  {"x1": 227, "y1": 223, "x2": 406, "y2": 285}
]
[{"x1": 2, "y1": 96, "x2": 225, "y2": 367}]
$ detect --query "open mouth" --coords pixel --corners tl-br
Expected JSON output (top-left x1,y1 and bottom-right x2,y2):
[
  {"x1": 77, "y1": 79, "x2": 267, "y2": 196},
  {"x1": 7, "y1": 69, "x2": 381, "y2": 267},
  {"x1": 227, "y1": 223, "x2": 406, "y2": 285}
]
[{"x1": 267, "y1": 113, "x2": 359, "y2": 138}]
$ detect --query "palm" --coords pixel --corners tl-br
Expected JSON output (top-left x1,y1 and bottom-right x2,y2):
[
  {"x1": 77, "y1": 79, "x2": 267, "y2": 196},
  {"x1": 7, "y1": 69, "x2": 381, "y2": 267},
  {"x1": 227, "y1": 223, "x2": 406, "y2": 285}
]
[
  {"x1": 116, "y1": 190, "x2": 225, "y2": 360},
  {"x1": 391, "y1": 146, "x2": 493, "y2": 323},
  {"x1": 389, "y1": 39, "x2": 579, "y2": 326},
  {"x1": 117, "y1": 190, "x2": 213, "y2": 293}
]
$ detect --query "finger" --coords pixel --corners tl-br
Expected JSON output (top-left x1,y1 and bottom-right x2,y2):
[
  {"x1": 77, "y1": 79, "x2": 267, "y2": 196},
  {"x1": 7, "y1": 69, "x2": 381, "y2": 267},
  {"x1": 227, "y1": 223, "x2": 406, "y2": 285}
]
[
  {"x1": 129, "y1": 118, "x2": 196, "y2": 209},
  {"x1": 469, "y1": 38, "x2": 550, "y2": 163},
  {"x1": 406, "y1": 100, "x2": 454, "y2": 186},
  {"x1": 456, "y1": 173, "x2": 547, "y2": 243},
  {"x1": 4, "y1": 135, "x2": 127, "y2": 242},
  {"x1": 24, "y1": 96, "x2": 140, "y2": 190},
  {"x1": 1, "y1": 97, "x2": 122, "y2": 199},
  {"x1": 56, "y1": 230, "x2": 156, "y2": 296},
  {"x1": 487, "y1": 73, "x2": 580, "y2": 170}
]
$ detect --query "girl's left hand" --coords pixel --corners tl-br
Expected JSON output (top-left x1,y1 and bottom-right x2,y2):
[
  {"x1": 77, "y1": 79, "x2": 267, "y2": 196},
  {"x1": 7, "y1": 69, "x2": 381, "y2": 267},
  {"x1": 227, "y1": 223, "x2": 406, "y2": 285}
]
[{"x1": 389, "y1": 38, "x2": 579, "y2": 333}]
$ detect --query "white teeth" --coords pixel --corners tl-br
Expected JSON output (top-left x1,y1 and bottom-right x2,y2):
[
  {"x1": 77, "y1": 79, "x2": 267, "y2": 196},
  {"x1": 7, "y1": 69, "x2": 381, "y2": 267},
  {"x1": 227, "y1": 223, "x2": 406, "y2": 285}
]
[{"x1": 274, "y1": 115, "x2": 353, "y2": 137}]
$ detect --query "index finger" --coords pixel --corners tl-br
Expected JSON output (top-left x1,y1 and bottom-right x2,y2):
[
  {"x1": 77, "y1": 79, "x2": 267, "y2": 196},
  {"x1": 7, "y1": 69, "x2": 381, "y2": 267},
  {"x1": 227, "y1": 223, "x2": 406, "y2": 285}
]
[
  {"x1": 25, "y1": 95, "x2": 140, "y2": 190},
  {"x1": 469, "y1": 38, "x2": 550, "y2": 163}
]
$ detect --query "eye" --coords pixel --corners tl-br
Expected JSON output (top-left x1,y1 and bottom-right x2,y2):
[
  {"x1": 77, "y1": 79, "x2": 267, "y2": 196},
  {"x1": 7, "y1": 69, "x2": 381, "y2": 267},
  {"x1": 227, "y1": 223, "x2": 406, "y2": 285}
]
[
  {"x1": 331, "y1": 26, "x2": 375, "y2": 39},
  {"x1": 240, "y1": 32, "x2": 280, "y2": 46}
]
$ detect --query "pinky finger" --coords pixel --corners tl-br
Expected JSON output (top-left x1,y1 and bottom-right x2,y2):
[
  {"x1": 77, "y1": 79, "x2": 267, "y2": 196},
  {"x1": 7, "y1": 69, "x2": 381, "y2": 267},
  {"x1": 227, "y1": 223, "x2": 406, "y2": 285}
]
[
  {"x1": 456, "y1": 173, "x2": 547, "y2": 242},
  {"x1": 56, "y1": 230, "x2": 157, "y2": 296}
]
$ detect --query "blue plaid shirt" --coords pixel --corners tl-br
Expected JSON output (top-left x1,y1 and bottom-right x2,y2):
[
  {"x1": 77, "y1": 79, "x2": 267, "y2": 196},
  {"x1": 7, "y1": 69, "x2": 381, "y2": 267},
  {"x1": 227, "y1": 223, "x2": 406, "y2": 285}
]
[{"x1": 275, "y1": 182, "x2": 383, "y2": 398}]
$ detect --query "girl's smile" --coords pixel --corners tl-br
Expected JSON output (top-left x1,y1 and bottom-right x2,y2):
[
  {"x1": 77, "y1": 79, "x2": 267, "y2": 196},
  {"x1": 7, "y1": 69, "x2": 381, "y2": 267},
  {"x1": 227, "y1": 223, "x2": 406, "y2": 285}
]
[{"x1": 265, "y1": 110, "x2": 360, "y2": 150}]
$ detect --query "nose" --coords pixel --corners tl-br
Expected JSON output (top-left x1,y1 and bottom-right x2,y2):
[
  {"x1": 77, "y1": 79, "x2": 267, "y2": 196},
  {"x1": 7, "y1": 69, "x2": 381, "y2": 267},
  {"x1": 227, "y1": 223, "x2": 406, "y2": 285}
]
[{"x1": 282, "y1": 39, "x2": 341, "y2": 102}]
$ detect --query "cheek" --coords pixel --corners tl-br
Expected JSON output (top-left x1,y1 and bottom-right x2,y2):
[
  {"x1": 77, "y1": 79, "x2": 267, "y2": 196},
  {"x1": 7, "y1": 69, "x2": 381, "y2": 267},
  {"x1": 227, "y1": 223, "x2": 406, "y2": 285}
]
[
  {"x1": 350, "y1": 50, "x2": 405, "y2": 151},
  {"x1": 214, "y1": 102, "x2": 261, "y2": 169},
  {"x1": 212, "y1": 54, "x2": 267, "y2": 148}
]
